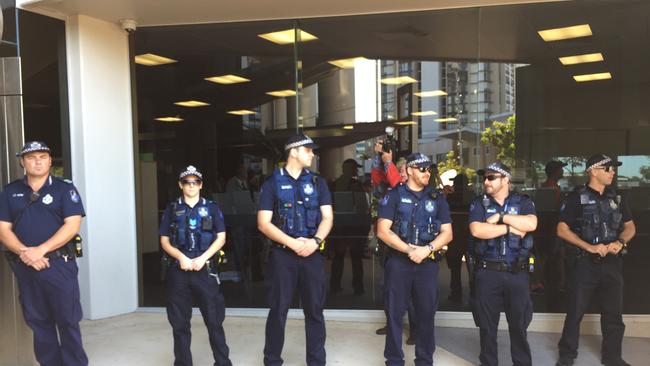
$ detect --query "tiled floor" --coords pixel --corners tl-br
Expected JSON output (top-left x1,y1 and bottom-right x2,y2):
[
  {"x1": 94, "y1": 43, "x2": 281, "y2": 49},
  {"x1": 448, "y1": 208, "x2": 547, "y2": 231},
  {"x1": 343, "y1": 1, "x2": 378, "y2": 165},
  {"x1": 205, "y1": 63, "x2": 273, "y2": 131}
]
[{"x1": 80, "y1": 312, "x2": 649, "y2": 365}]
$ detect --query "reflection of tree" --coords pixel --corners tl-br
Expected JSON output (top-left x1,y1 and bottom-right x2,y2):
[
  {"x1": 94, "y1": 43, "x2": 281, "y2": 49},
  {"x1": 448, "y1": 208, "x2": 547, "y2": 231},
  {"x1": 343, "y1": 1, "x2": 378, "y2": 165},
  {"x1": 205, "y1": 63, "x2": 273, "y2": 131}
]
[
  {"x1": 561, "y1": 157, "x2": 586, "y2": 177},
  {"x1": 640, "y1": 165, "x2": 650, "y2": 181},
  {"x1": 437, "y1": 150, "x2": 476, "y2": 180},
  {"x1": 481, "y1": 115, "x2": 516, "y2": 167}
]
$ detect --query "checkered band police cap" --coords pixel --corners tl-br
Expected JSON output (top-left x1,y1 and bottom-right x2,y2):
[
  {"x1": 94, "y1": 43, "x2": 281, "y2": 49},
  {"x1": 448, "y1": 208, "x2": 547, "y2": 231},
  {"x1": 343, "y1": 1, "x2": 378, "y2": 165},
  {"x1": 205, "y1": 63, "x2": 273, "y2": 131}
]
[
  {"x1": 477, "y1": 162, "x2": 512, "y2": 178},
  {"x1": 16, "y1": 141, "x2": 51, "y2": 157},
  {"x1": 284, "y1": 133, "x2": 319, "y2": 151},
  {"x1": 179, "y1": 165, "x2": 203, "y2": 180},
  {"x1": 406, "y1": 153, "x2": 435, "y2": 168},
  {"x1": 585, "y1": 154, "x2": 622, "y2": 172}
]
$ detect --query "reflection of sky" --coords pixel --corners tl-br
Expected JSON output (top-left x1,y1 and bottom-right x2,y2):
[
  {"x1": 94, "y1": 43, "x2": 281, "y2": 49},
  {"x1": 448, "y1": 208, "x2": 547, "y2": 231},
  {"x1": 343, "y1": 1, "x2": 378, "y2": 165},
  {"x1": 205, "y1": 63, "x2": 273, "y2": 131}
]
[{"x1": 618, "y1": 156, "x2": 650, "y2": 178}]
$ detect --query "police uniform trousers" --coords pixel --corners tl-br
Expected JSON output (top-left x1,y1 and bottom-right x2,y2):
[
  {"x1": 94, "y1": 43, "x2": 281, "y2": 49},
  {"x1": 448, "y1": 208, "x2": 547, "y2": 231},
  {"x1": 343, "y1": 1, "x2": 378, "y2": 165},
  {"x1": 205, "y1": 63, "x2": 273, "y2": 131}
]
[
  {"x1": 384, "y1": 254, "x2": 439, "y2": 366},
  {"x1": 264, "y1": 246, "x2": 326, "y2": 366},
  {"x1": 11, "y1": 258, "x2": 88, "y2": 366},
  {"x1": 473, "y1": 268, "x2": 532, "y2": 366},
  {"x1": 166, "y1": 266, "x2": 231, "y2": 366},
  {"x1": 558, "y1": 255, "x2": 625, "y2": 363}
]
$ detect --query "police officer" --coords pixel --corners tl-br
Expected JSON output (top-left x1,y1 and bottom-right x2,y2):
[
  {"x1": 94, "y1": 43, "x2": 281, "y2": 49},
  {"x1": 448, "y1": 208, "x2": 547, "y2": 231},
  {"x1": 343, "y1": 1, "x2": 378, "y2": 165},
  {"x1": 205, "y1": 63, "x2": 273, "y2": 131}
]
[
  {"x1": 555, "y1": 154, "x2": 635, "y2": 366},
  {"x1": 257, "y1": 133, "x2": 333, "y2": 366},
  {"x1": 376, "y1": 152, "x2": 452, "y2": 366},
  {"x1": 468, "y1": 162, "x2": 537, "y2": 366},
  {"x1": 159, "y1": 165, "x2": 232, "y2": 366},
  {"x1": 0, "y1": 141, "x2": 88, "y2": 365}
]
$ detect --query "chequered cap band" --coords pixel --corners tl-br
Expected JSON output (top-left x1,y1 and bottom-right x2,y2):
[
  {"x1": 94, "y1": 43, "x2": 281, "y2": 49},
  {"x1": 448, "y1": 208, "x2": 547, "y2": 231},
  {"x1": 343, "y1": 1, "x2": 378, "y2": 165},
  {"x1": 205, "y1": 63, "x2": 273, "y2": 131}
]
[
  {"x1": 586, "y1": 157, "x2": 611, "y2": 172},
  {"x1": 485, "y1": 164, "x2": 511, "y2": 178},
  {"x1": 285, "y1": 137, "x2": 314, "y2": 150},
  {"x1": 179, "y1": 165, "x2": 203, "y2": 179},
  {"x1": 407, "y1": 157, "x2": 432, "y2": 167}
]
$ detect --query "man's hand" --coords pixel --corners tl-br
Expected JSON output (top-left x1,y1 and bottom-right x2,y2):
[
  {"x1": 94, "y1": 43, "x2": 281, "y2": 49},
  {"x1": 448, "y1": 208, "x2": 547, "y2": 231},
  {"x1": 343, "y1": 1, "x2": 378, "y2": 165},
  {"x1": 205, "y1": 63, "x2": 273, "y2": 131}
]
[
  {"x1": 607, "y1": 241, "x2": 624, "y2": 255},
  {"x1": 374, "y1": 141, "x2": 384, "y2": 154},
  {"x1": 19, "y1": 246, "x2": 47, "y2": 266},
  {"x1": 510, "y1": 226, "x2": 526, "y2": 238},
  {"x1": 486, "y1": 213, "x2": 500, "y2": 225},
  {"x1": 295, "y1": 238, "x2": 319, "y2": 257},
  {"x1": 408, "y1": 244, "x2": 431, "y2": 264},
  {"x1": 179, "y1": 255, "x2": 193, "y2": 271},
  {"x1": 588, "y1": 244, "x2": 609, "y2": 257},
  {"x1": 191, "y1": 256, "x2": 208, "y2": 271},
  {"x1": 31, "y1": 258, "x2": 50, "y2": 271}
]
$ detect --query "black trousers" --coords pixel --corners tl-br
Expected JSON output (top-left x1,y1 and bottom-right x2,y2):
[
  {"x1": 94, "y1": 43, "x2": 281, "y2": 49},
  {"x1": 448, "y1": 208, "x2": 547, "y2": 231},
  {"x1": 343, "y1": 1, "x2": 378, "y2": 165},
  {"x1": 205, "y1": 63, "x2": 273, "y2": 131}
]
[
  {"x1": 558, "y1": 255, "x2": 625, "y2": 362},
  {"x1": 166, "y1": 266, "x2": 232, "y2": 366}
]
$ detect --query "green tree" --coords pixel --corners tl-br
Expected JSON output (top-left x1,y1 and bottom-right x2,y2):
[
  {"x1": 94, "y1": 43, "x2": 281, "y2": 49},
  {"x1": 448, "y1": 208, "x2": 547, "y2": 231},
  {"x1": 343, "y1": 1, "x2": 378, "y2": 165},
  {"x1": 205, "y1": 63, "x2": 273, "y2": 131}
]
[
  {"x1": 640, "y1": 165, "x2": 650, "y2": 181},
  {"x1": 437, "y1": 150, "x2": 476, "y2": 181},
  {"x1": 481, "y1": 115, "x2": 516, "y2": 167}
]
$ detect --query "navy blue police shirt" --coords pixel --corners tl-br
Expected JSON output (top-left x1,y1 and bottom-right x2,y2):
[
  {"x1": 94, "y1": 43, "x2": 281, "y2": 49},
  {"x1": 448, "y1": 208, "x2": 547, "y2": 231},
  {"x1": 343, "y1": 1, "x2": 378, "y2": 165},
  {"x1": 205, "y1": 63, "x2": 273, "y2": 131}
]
[
  {"x1": 0, "y1": 175, "x2": 85, "y2": 246},
  {"x1": 468, "y1": 193, "x2": 536, "y2": 224},
  {"x1": 377, "y1": 184, "x2": 452, "y2": 227},
  {"x1": 559, "y1": 185, "x2": 632, "y2": 228},
  {"x1": 258, "y1": 168, "x2": 332, "y2": 226},
  {"x1": 159, "y1": 197, "x2": 226, "y2": 257}
]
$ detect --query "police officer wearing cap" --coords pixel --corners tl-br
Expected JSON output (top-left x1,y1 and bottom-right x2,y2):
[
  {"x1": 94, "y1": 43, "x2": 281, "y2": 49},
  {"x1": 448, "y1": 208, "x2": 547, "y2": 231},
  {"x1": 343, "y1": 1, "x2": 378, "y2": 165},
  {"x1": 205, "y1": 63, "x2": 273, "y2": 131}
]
[
  {"x1": 376, "y1": 152, "x2": 452, "y2": 366},
  {"x1": 0, "y1": 141, "x2": 88, "y2": 365},
  {"x1": 555, "y1": 154, "x2": 635, "y2": 366},
  {"x1": 257, "y1": 133, "x2": 333, "y2": 366},
  {"x1": 468, "y1": 162, "x2": 537, "y2": 366},
  {"x1": 159, "y1": 165, "x2": 232, "y2": 366}
]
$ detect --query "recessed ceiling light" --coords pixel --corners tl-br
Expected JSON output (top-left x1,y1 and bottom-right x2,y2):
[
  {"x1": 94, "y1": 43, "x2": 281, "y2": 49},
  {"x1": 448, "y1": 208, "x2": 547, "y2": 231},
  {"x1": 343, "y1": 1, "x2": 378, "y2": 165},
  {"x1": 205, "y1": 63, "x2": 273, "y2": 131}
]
[
  {"x1": 328, "y1": 57, "x2": 368, "y2": 69},
  {"x1": 435, "y1": 117, "x2": 459, "y2": 122},
  {"x1": 395, "y1": 121, "x2": 417, "y2": 125},
  {"x1": 559, "y1": 53, "x2": 604, "y2": 65},
  {"x1": 380, "y1": 76, "x2": 417, "y2": 85},
  {"x1": 573, "y1": 72, "x2": 612, "y2": 82},
  {"x1": 258, "y1": 29, "x2": 318, "y2": 45},
  {"x1": 343, "y1": 125, "x2": 354, "y2": 130},
  {"x1": 228, "y1": 109, "x2": 256, "y2": 116},
  {"x1": 266, "y1": 89, "x2": 296, "y2": 97},
  {"x1": 412, "y1": 111, "x2": 437, "y2": 117},
  {"x1": 204, "y1": 74, "x2": 251, "y2": 84},
  {"x1": 538, "y1": 24, "x2": 592, "y2": 42},
  {"x1": 414, "y1": 90, "x2": 448, "y2": 97},
  {"x1": 155, "y1": 116, "x2": 183, "y2": 122},
  {"x1": 135, "y1": 53, "x2": 177, "y2": 66},
  {"x1": 174, "y1": 100, "x2": 210, "y2": 107}
]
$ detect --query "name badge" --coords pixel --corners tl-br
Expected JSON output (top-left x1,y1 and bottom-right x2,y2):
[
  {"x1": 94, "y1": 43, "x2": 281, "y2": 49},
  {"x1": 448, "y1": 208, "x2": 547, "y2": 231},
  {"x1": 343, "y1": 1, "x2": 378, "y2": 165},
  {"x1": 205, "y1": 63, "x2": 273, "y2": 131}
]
[
  {"x1": 400, "y1": 198, "x2": 412, "y2": 204},
  {"x1": 280, "y1": 185, "x2": 292, "y2": 190}
]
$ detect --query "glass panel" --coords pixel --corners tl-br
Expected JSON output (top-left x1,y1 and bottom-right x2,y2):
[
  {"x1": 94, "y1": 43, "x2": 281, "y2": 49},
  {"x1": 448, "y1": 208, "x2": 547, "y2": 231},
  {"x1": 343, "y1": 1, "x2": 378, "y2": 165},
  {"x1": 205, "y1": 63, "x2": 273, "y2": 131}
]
[{"x1": 478, "y1": 0, "x2": 650, "y2": 313}]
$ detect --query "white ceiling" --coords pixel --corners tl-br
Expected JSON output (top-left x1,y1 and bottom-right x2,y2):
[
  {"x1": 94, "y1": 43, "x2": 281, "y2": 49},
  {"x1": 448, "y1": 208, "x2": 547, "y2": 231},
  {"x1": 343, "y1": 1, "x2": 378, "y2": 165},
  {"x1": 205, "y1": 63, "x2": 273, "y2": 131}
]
[{"x1": 19, "y1": 0, "x2": 566, "y2": 27}]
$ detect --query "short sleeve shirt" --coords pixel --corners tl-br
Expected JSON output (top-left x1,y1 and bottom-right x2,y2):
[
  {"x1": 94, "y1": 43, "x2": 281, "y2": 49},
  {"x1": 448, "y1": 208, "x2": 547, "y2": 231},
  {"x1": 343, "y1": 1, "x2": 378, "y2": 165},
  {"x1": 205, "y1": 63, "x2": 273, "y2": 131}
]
[
  {"x1": 559, "y1": 185, "x2": 633, "y2": 229},
  {"x1": 377, "y1": 185, "x2": 452, "y2": 224},
  {"x1": 0, "y1": 175, "x2": 85, "y2": 246},
  {"x1": 468, "y1": 193, "x2": 536, "y2": 224},
  {"x1": 258, "y1": 168, "x2": 332, "y2": 211},
  {"x1": 159, "y1": 197, "x2": 226, "y2": 237}
]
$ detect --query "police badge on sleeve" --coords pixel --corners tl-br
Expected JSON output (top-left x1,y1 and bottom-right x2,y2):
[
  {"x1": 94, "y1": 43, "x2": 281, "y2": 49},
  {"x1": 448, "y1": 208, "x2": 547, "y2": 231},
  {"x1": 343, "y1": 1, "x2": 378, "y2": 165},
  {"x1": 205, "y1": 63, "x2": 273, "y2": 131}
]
[{"x1": 70, "y1": 189, "x2": 80, "y2": 203}]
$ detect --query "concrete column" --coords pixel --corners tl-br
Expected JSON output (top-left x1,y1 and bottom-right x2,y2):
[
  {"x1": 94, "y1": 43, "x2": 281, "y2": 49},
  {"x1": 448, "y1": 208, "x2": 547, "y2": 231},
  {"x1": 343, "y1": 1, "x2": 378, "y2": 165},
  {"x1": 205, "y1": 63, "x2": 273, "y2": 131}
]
[{"x1": 65, "y1": 15, "x2": 138, "y2": 319}]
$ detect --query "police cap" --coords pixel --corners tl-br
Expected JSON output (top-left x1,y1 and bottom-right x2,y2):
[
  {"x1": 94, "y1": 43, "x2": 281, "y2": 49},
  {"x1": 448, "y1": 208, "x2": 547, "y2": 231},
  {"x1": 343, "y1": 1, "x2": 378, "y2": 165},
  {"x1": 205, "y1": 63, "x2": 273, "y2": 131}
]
[
  {"x1": 585, "y1": 154, "x2": 622, "y2": 172},
  {"x1": 406, "y1": 153, "x2": 435, "y2": 168},
  {"x1": 179, "y1": 165, "x2": 203, "y2": 180},
  {"x1": 477, "y1": 162, "x2": 512, "y2": 178},
  {"x1": 16, "y1": 141, "x2": 51, "y2": 157},
  {"x1": 284, "y1": 133, "x2": 318, "y2": 151}
]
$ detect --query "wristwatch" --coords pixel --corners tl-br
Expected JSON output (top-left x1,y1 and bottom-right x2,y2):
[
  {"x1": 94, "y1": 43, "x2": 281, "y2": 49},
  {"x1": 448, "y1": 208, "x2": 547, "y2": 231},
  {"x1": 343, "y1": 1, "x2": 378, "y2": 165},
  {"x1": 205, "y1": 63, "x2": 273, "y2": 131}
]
[
  {"x1": 428, "y1": 242, "x2": 436, "y2": 252},
  {"x1": 313, "y1": 236, "x2": 323, "y2": 246},
  {"x1": 617, "y1": 238, "x2": 627, "y2": 247}
]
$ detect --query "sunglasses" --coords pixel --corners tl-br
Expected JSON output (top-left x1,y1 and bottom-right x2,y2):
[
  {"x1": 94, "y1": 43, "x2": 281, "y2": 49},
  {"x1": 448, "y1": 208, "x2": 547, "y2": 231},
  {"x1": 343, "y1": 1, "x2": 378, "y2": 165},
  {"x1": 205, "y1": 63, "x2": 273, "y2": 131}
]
[
  {"x1": 181, "y1": 179, "x2": 202, "y2": 186},
  {"x1": 593, "y1": 166, "x2": 615, "y2": 172},
  {"x1": 483, "y1": 175, "x2": 503, "y2": 181},
  {"x1": 415, "y1": 166, "x2": 433, "y2": 173}
]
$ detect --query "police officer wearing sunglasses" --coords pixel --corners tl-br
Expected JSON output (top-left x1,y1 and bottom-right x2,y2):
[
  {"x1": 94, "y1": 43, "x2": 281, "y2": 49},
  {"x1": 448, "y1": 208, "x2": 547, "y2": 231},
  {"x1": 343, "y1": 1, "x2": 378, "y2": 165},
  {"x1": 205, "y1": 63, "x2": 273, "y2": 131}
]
[
  {"x1": 159, "y1": 165, "x2": 232, "y2": 366},
  {"x1": 0, "y1": 141, "x2": 88, "y2": 365},
  {"x1": 376, "y1": 153, "x2": 453, "y2": 366},
  {"x1": 257, "y1": 133, "x2": 333, "y2": 366},
  {"x1": 468, "y1": 162, "x2": 537, "y2": 366},
  {"x1": 555, "y1": 154, "x2": 635, "y2": 366}
]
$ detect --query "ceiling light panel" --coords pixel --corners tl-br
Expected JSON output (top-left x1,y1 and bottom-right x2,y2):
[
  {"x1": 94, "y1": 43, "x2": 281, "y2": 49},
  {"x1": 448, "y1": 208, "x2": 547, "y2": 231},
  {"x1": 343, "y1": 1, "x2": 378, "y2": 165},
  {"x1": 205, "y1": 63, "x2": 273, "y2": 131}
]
[
  {"x1": 174, "y1": 100, "x2": 210, "y2": 107},
  {"x1": 559, "y1": 53, "x2": 604, "y2": 65},
  {"x1": 573, "y1": 72, "x2": 612, "y2": 82},
  {"x1": 412, "y1": 111, "x2": 437, "y2": 117},
  {"x1": 228, "y1": 110, "x2": 257, "y2": 116},
  {"x1": 266, "y1": 89, "x2": 296, "y2": 97},
  {"x1": 538, "y1": 24, "x2": 592, "y2": 42},
  {"x1": 328, "y1": 57, "x2": 368, "y2": 69},
  {"x1": 414, "y1": 90, "x2": 448, "y2": 97},
  {"x1": 204, "y1": 74, "x2": 251, "y2": 84},
  {"x1": 135, "y1": 53, "x2": 177, "y2": 66},
  {"x1": 155, "y1": 116, "x2": 183, "y2": 122},
  {"x1": 380, "y1": 76, "x2": 417, "y2": 85},
  {"x1": 435, "y1": 117, "x2": 458, "y2": 122},
  {"x1": 258, "y1": 29, "x2": 318, "y2": 45}
]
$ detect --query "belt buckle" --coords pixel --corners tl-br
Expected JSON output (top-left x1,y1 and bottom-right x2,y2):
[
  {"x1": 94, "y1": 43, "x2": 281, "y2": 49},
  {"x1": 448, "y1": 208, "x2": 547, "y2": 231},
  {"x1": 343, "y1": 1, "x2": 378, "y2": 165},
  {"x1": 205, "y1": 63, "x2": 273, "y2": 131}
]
[{"x1": 62, "y1": 254, "x2": 69, "y2": 262}]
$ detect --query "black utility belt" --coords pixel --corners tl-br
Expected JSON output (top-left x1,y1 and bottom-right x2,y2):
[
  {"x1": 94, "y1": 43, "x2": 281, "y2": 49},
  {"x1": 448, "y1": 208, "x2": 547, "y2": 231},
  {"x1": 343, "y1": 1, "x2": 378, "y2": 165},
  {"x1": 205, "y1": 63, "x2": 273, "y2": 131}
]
[
  {"x1": 477, "y1": 260, "x2": 527, "y2": 273},
  {"x1": 4, "y1": 239, "x2": 81, "y2": 263},
  {"x1": 576, "y1": 251, "x2": 621, "y2": 264},
  {"x1": 389, "y1": 247, "x2": 443, "y2": 262},
  {"x1": 273, "y1": 240, "x2": 325, "y2": 254}
]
